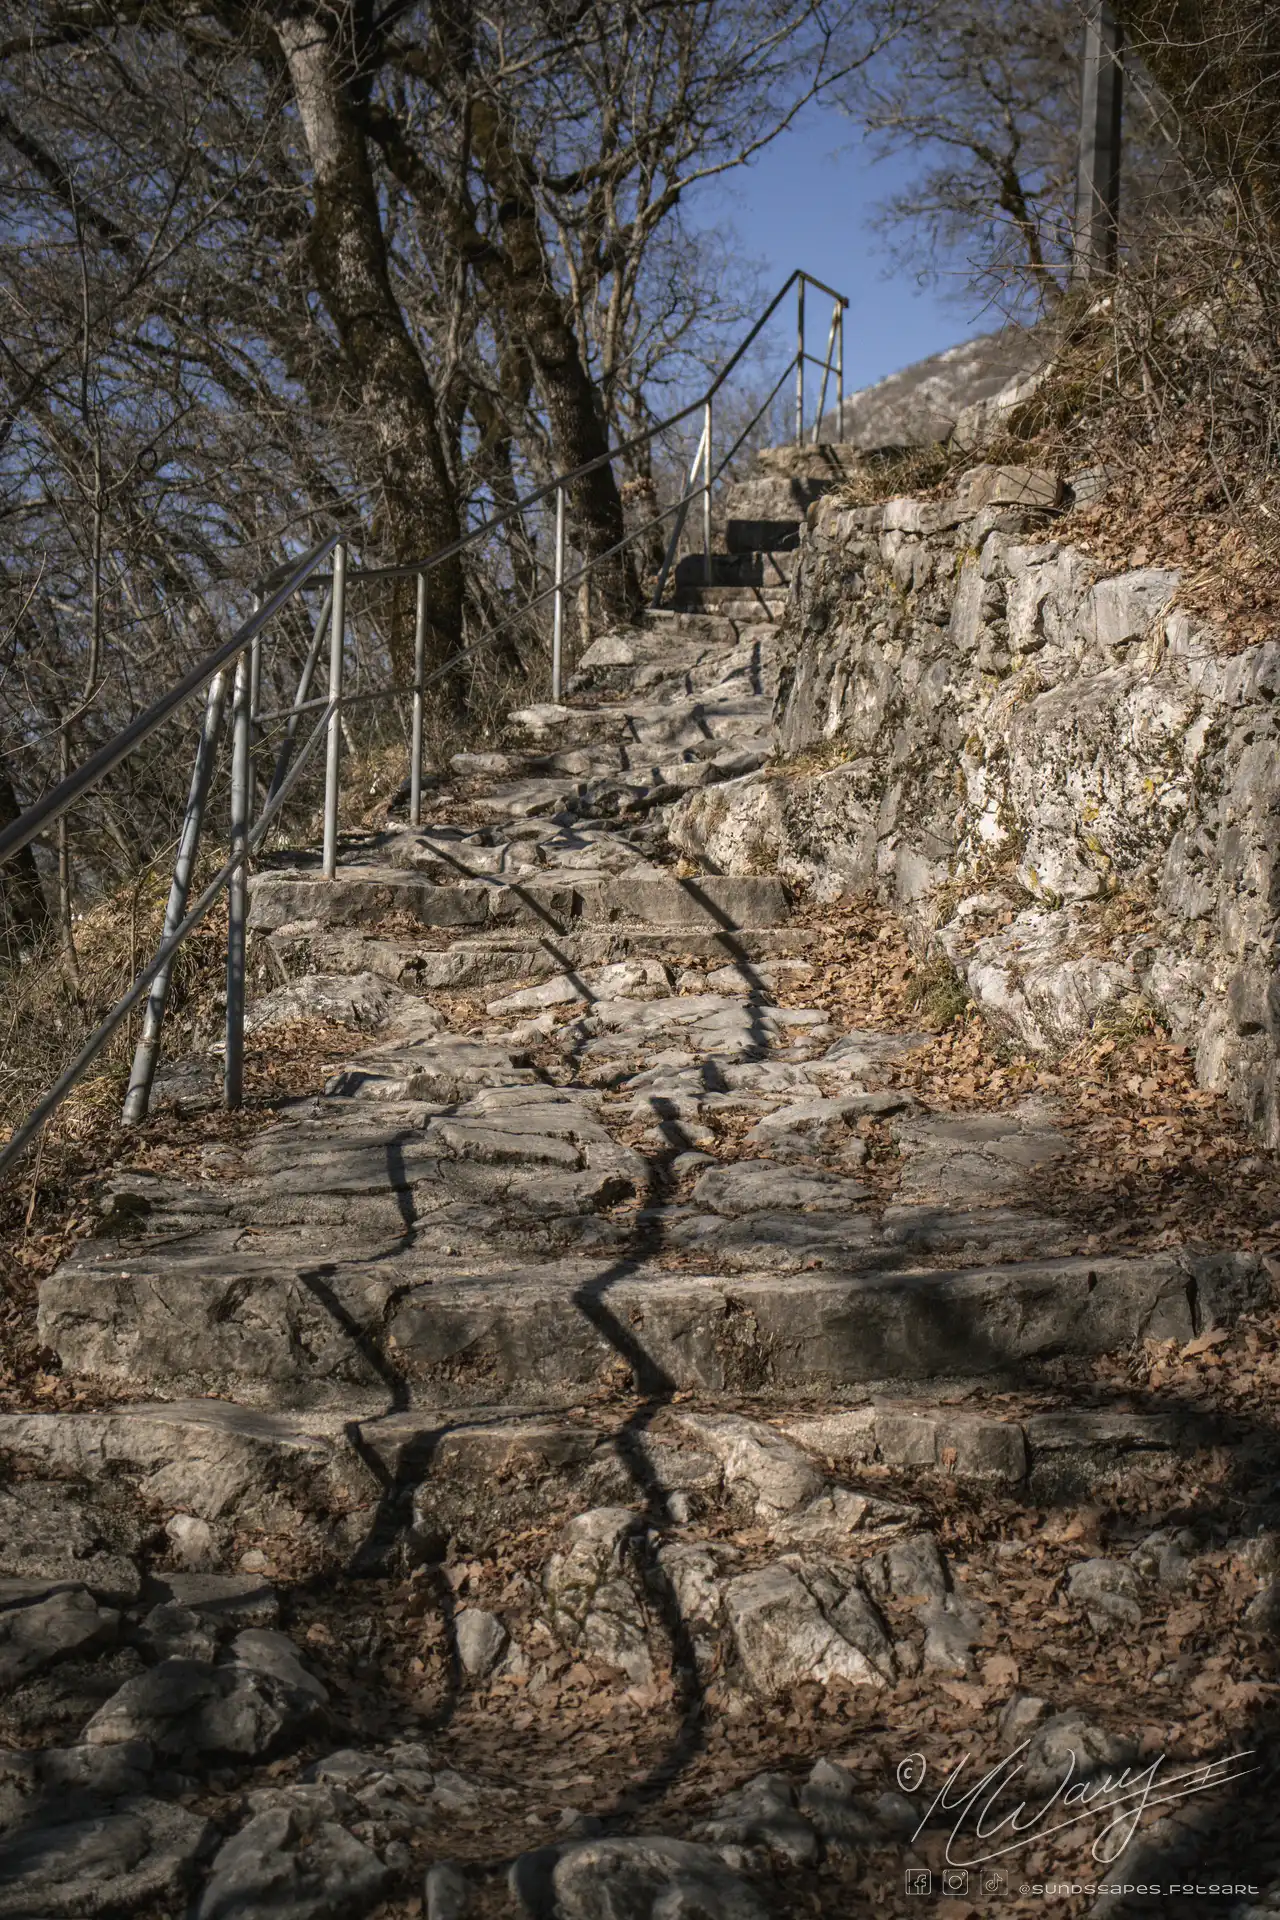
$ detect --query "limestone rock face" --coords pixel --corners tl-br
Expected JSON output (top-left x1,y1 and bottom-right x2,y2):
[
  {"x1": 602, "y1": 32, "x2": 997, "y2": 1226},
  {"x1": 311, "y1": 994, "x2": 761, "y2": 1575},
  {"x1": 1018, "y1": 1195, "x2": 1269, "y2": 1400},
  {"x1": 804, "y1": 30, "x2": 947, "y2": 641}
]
[
  {"x1": 827, "y1": 329, "x2": 1048, "y2": 451},
  {"x1": 670, "y1": 470, "x2": 1280, "y2": 1143}
]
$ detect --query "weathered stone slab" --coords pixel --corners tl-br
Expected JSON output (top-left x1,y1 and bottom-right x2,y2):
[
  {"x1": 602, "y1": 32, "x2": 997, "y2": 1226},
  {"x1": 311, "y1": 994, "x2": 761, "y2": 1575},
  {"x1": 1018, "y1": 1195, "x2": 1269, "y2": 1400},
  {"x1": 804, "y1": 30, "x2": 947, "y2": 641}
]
[
  {"x1": 0, "y1": 1797, "x2": 212, "y2": 1918},
  {"x1": 723, "y1": 1560, "x2": 893, "y2": 1692},
  {"x1": 41, "y1": 1237, "x2": 1224, "y2": 1407},
  {"x1": 0, "y1": 1484, "x2": 141, "y2": 1605}
]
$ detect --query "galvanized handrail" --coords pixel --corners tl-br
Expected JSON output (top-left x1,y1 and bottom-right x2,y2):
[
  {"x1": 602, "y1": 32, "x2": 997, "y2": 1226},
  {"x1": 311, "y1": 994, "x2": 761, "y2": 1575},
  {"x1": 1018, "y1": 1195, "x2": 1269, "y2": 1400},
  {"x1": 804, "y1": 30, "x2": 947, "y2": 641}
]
[
  {"x1": 0, "y1": 268, "x2": 847, "y2": 1179},
  {"x1": 0, "y1": 536, "x2": 339, "y2": 872}
]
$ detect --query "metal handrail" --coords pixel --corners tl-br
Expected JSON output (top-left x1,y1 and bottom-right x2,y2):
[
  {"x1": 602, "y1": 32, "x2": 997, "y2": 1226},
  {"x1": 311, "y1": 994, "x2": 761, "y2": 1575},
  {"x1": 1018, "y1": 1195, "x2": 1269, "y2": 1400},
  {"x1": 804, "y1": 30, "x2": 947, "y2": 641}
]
[
  {"x1": 0, "y1": 536, "x2": 338, "y2": 871},
  {"x1": 0, "y1": 267, "x2": 848, "y2": 1176}
]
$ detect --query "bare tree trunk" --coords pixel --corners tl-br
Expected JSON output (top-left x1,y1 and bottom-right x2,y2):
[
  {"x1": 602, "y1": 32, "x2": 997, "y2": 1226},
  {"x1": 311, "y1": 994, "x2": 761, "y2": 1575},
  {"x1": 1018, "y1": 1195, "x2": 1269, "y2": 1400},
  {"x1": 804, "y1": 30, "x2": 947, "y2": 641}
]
[
  {"x1": 274, "y1": 4, "x2": 466, "y2": 709},
  {"x1": 0, "y1": 769, "x2": 49, "y2": 959},
  {"x1": 55, "y1": 717, "x2": 79, "y2": 986},
  {"x1": 468, "y1": 98, "x2": 641, "y2": 621}
]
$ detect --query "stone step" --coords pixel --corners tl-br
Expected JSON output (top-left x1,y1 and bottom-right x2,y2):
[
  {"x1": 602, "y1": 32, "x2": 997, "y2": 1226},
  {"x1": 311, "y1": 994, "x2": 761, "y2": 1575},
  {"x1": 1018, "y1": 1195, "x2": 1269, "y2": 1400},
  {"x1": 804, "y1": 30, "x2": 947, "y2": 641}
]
[
  {"x1": 635, "y1": 609, "x2": 744, "y2": 642},
  {"x1": 673, "y1": 551, "x2": 797, "y2": 592},
  {"x1": 504, "y1": 694, "x2": 771, "y2": 755},
  {"x1": 0, "y1": 1391, "x2": 1222, "y2": 1548},
  {"x1": 266, "y1": 924, "x2": 821, "y2": 991},
  {"x1": 753, "y1": 442, "x2": 862, "y2": 483},
  {"x1": 568, "y1": 628, "x2": 775, "y2": 702},
  {"x1": 672, "y1": 585, "x2": 790, "y2": 619},
  {"x1": 39, "y1": 1228, "x2": 1253, "y2": 1412},
  {"x1": 248, "y1": 867, "x2": 791, "y2": 935},
  {"x1": 719, "y1": 474, "x2": 832, "y2": 520}
]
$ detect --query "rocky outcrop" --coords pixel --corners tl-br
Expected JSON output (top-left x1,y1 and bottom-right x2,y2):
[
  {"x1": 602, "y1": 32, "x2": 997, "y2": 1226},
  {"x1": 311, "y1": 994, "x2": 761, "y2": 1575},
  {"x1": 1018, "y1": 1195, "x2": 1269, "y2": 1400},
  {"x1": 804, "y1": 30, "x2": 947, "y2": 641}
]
[
  {"x1": 669, "y1": 464, "x2": 1280, "y2": 1143},
  {"x1": 825, "y1": 328, "x2": 1048, "y2": 451}
]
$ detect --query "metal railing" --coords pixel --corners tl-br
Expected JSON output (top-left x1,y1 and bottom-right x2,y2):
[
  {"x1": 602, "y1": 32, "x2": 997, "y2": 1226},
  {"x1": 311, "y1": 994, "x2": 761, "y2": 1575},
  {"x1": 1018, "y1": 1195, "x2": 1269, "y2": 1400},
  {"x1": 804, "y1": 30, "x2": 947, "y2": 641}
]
[{"x1": 0, "y1": 269, "x2": 847, "y2": 1180}]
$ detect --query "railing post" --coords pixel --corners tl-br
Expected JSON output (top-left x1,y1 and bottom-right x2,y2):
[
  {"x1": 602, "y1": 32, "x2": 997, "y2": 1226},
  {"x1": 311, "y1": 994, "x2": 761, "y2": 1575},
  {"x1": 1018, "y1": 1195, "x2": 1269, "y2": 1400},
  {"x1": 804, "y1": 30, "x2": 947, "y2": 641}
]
[
  {"x1": 224, "y1": 650, "x2": 250, "y2": 1111},
  {"x1": 123, "y1": 668, "x2": 227, "y2": 1124},
  {"x1": 552, "y1": 486, "x2": 566, "y2": 703},
  {"x1": 248, "y1": 625, "x2": 261, "y2": 811},
  {"x1": 702, "y1": 400, "x2": 713, "y2": 588},
  {"x1": 795, "y1": 277, "x2": 805, "y2": 444},
  {"x1": 1072, "y1": 1, "x2": 1123, "y2": 284},
  {"x1": 410, "y1": 571, "x2": 426, "y2": 827},
  {"x1": 837, "y1": 307, "x2": 845, "y2": 443},
  {"x1": 268, "y1": 588, "x2": 331, "y2": 805},
  {"x1": 322, "y1": 540, "x2": 346, "y2": 879}
]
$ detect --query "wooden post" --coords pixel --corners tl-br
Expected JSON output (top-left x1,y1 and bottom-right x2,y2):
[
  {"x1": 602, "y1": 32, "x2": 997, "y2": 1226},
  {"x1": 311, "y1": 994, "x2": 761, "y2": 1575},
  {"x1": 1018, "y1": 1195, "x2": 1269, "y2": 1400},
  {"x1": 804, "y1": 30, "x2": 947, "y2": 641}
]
[{"x1": 1072, "y1": 1, "x2": 1124, "y2": 283}]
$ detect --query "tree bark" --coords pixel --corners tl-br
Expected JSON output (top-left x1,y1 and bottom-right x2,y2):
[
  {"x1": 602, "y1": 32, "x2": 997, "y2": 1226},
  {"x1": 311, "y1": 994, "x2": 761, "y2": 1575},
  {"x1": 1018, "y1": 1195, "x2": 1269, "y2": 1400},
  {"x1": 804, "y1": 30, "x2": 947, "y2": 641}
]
[
  {"x1": 468, "y1": 93, "x2": 640, "y2": 620},
  {"x1": 273, "y1": 2, "x2": 466, "y2": 706},
  {"x1": 0, "y1": 769, "x2": 49, "y2": 960}
]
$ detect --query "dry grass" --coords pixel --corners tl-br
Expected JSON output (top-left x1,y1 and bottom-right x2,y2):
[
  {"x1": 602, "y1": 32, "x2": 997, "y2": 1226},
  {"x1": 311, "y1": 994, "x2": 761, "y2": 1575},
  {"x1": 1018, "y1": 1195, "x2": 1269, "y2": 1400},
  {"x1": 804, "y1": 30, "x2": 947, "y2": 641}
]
[{"x1": 976, "y1": 236, "x2": 1280, "y2": 653}]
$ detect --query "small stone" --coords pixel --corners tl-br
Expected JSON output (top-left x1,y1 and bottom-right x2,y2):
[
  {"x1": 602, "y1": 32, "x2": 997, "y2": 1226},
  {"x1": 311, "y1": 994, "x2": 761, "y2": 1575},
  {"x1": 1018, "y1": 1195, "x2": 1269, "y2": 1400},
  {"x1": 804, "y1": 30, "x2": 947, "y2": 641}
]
[
  {"x1": 1130, "y1": 1528, "x2": 1196, "y2": 1591},
  {"x1": 865, "y1": 1790, "x2": 917, "y2": 1836},
  {"x1": 670, "y1": 1151, "x2": 716, "y2": 1177},
  {"x1": 724, "y1": 1560, "x2": 894, "y2": 1694},
  {"x1": 0, "y1": 1797, "x2": 211, "y2": 1916},
  {"x1": 1020, "y1": 1711, "x2": 1135, "y2": 1796},
  {"x1": 138, "y1": 1604, "x2": 220, "y2": 1665},
  {"x1": 542, "y1": 1510, "x2": 653, "y2": 1686},
  {"x1": 454, "y1": 1609, "x2": 508, "y2": 1679},
  {"x1": 697, "y1": 1771, "x2": 817, "y2": 1864},
  {"x1": 83, "y1": 1653, "x2": 325, "y2": 1761},
  {"x1": 919, "y1": 1594, "x2": 986, "y2": 1674},
  {"x1": 1239, "y1": 1531, "x2": 1280, "y2": 1580},
  {"x1": 166, "y1": 1515, "x2": 217, "y2": 1571},
  {"x1": 238, "y1": 1550, "x2": 270, "y2": 1575},
  {"x1": 425, "y1": 1860, "x2": 471, "y2": 1920},
  {"x1": 771, "y1": 1487, "x2": 920, "y2": 1548},
  {"x1": 231, "y1": 1628, "x2": 329, "y2": 1705},
  {"x1": 487, "y1": 976, "x2": 588, "y2": 1015},
  {"x1": 998, "y1": 1693, "x2": 1051, "y2": 1746},
  {"x1": 667, "y1": 1410, "x2": 823, "y2": 1517},
  {"x1": 1244, "y1": 1580, "x2": 1280, "y2": 1632},
  {"x1": 862, "y1": 1533, "x2": 949, "y2": 1602},
  {"x1": 0, "y1": 1586, "x2": 119, "y2": 1690},
  {"x1": 798, "y1": 1761, "x2": 881, "y2": 1850},
  {"x1": 1066, "y1": 1557, "x2": 1142, "y2": 1630}
]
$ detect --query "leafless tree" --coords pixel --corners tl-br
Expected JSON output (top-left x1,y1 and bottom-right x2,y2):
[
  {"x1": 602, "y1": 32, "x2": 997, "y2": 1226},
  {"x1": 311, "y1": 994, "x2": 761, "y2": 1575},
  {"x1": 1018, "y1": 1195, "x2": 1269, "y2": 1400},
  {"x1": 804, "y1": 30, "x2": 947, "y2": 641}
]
[{"x1": 839, "y1": 0, "x2": 1183, "y2": 314}]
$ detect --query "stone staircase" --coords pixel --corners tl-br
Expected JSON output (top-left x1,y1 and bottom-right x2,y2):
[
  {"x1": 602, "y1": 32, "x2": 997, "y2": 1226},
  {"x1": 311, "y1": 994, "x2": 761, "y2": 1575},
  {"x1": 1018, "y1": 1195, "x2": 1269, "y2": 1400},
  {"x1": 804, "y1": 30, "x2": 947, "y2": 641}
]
[{"x1": 1, "y1": 447, "x2": 1274, "y2": 1920}]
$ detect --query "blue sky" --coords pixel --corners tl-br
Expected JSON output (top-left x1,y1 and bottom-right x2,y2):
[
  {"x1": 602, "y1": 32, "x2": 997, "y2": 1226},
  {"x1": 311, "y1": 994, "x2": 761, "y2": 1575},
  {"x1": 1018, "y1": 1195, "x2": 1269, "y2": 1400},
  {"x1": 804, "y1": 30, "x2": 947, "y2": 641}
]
[{"x1": 685, "y1": 103, "x2": 992, "y2": 394}]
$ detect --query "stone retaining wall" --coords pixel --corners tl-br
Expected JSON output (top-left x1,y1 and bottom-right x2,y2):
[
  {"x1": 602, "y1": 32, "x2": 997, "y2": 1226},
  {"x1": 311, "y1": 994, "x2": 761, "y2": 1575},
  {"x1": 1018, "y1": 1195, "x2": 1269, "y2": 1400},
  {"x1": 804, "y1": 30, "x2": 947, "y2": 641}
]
[{"x1": 670, "y1": 465, "x2": 1280, "y2": 1142}]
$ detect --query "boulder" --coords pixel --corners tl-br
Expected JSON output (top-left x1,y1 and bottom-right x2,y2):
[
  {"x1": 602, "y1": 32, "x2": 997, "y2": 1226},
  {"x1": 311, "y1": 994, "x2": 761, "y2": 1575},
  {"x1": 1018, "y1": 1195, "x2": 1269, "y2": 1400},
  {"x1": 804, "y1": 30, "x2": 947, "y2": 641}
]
[
  {"x1": 513, "y1": 1835, "x2": 768, "y2": 1920},
  {"x1": 84, "y1": 1647, "x2": 326, "y2": 1760},
  {"x1": 0, "y1": 1587, "x2": 118, "y2": 1690},
  {"x1": 195, "y1": 1790, "x2": 391, "y2": 1920}
]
